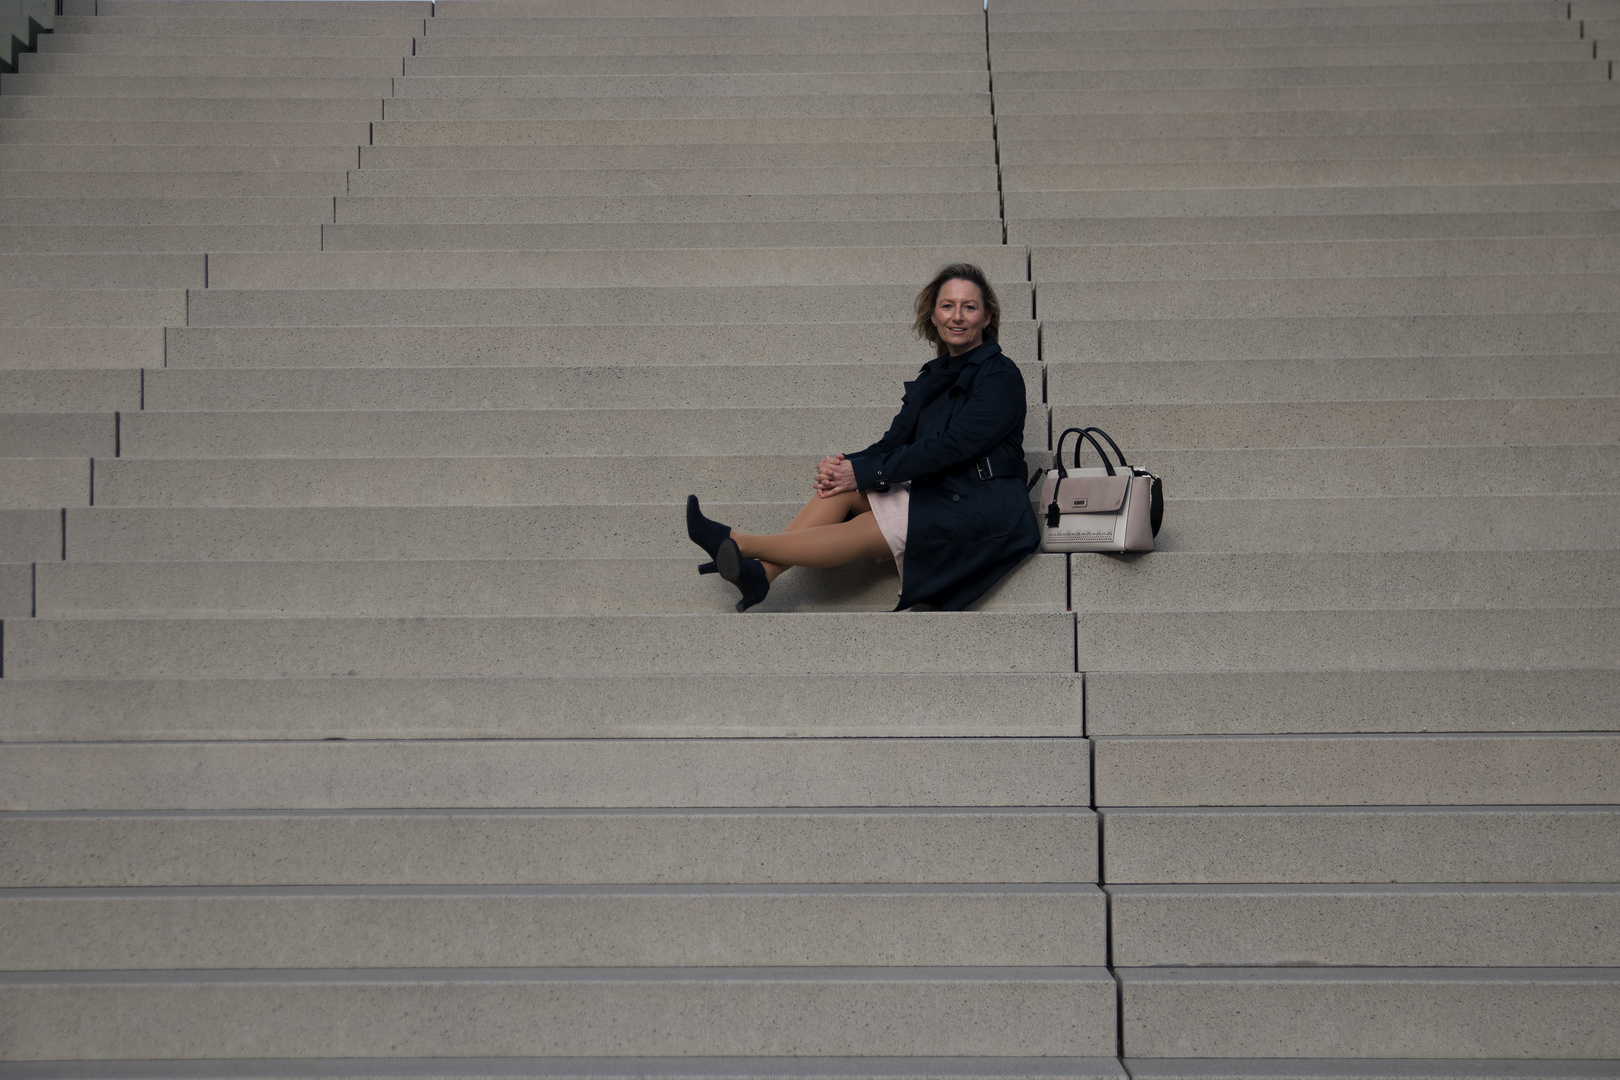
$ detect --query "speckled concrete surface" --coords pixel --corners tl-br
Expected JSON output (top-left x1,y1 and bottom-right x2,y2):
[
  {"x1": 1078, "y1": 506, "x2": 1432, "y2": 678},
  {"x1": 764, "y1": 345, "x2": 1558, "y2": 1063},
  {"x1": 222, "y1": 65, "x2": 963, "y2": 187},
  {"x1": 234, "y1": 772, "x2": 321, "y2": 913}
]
[
  {"x1": 0, "y1": 736, "x2": 1090, "y2": 810},
  {"x1": 1119, "y1": 967, "x2": 1620, "y2": 1058},
  {"x1": 1110, "y1": 884, "x2": 1620, "y2": 966},
  {"x1": 0, "y1": 883, "x2": 1107, "y2": 968},
  {"x1": 0, "y1": 807, "x2": 1099, "y2": 886}
]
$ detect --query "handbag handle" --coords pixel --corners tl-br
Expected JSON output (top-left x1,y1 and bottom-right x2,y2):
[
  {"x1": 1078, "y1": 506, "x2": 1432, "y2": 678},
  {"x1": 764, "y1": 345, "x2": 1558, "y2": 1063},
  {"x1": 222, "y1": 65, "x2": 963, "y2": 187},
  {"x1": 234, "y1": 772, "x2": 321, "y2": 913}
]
[
  {"x1": 1081, "y1": 426, "x2": 1130, "y2": 469},
  {"x1": 1053, "y1": 426, "x2": 1116, "y2": 478}
]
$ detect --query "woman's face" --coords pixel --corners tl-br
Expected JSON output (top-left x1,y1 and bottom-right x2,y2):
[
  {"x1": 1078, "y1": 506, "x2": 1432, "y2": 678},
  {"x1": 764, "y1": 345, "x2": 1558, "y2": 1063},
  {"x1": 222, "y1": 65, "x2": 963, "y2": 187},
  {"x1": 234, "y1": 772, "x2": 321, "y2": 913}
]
[{"x1": 931, "y1": 278, "x2": 989, "y2": 356}]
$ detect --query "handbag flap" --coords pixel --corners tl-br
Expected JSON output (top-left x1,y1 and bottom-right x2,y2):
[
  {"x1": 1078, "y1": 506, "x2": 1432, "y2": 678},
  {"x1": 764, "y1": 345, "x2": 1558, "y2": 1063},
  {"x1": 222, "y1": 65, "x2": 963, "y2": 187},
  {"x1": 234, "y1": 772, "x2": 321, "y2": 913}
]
[{"x1": 1046, "y1": 474, "x2": 1130, "y2": 513}]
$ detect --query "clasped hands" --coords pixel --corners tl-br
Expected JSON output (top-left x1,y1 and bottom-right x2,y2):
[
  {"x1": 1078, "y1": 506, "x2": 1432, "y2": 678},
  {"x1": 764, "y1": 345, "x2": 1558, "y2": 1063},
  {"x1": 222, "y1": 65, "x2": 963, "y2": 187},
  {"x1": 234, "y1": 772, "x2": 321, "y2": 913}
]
[{"x1": 813, "y1": 454, "x2": 858, "y2": 498}]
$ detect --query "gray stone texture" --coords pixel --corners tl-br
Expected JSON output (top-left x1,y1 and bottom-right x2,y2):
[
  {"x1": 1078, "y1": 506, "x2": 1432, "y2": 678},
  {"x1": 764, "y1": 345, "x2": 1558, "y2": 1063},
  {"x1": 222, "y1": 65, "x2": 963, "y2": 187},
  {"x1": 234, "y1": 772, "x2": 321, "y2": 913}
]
[
  {"x1": 3, "y1": 0, "x2": 1618, "y2": 1065},
  {"x1": 1118, "y1": 968, "x2": 1620, "y2": 1059}
]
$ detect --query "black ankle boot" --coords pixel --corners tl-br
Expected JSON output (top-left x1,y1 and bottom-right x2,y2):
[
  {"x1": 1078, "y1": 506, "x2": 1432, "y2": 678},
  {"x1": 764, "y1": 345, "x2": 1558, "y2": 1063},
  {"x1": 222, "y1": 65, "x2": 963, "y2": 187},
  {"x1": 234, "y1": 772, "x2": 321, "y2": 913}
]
[
  {"x1": 716, "y1": 537, "x2": 770, "y2": 612},
  {"x1": 686, "y1": 495, "x2": 732, "y2": 560}
]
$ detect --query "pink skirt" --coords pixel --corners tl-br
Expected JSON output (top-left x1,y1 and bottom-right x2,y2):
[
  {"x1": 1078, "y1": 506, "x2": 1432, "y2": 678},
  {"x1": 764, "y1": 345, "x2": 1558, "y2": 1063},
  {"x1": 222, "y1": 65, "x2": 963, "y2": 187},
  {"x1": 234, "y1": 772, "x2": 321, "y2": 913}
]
[{"x1": 866, "y1": 481, "x2": 911, "y2": 582}]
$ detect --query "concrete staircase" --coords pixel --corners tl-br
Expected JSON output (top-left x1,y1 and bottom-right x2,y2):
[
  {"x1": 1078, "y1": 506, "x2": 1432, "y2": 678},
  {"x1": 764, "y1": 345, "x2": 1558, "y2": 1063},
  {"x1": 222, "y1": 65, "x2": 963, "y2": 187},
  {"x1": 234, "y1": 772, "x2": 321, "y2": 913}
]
[
  {"x1": 0, "y1": 0, "x2": 1615, "y2": 1074},
  {"x1": 989, "y1": 0, "x2": 1620, "y2": 1067}
]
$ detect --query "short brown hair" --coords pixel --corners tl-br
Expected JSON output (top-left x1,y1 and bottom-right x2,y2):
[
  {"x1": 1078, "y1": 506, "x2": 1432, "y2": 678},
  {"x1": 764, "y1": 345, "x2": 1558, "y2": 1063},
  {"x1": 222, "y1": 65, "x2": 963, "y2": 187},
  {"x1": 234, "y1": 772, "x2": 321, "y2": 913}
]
[{"x1": 913, "y1": 262, "x2": 1001, "y2": 355}]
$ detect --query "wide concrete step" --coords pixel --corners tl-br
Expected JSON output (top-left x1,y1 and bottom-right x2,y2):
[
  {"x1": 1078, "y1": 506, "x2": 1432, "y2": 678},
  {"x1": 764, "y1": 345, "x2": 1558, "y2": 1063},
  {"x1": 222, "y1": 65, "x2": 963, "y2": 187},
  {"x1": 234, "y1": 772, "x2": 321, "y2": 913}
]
[
  {"x1": 107, "y1": 397, "x2": 1598, "y2": 457},
  {"x1": 343, "y1": 165, "x2": 1000, "y2": 197},
  {"x1": 1117, "y1": 968, "x2": 1620, "y2": 1059},
  {"x1": 17, "y1": 53, "x2": 407, "y2": 77},
  {"x1": 0, "y1": 171, "x2": 347, "y2": 198},
  {"x1": 1005, "y1": 156, "x2": 1620, "y2": 189},
  {"x1": 1086, "y1": 668, "x2": 1620, "y2": 736},
  {"x1": 0, "y1": 459, "x2": 87, "y2": 509},
  {"x1": 993, "y1": 61, "x2": 1612, "y2": 89},
  {"x1": 0, "y1": 144, "x2": 360, "y2": 172},
  {"x1": 0, "y1": 807, "x2": 1096, "y2": 885},
  {"x1": 0, "y1": 737, "x2": 1089, "y2": 810},
  {"x1": 0, "y1": 198, "x2": 333, "y2": 226},
  {"x1": 34, "y1": 33, "x2": 415, "y2": 56},
  {"x1": 0, "y1": 223, "x2": 322, "y2": 255},
  {"x1": 183, "y1": 283, "x2": 1033, "y2": 326},
  {"x1": 29, "y1": 553, "x2": 1065, "y2": 616},
  {"x1": 1109, "y1": 884, "x2": 1620, "y2": 967},
  {"x1": 989, "y1": 5, "x2": 1570, "y2": 31},
  {"x1": 993, "y1": 84, "x2": 1620, "y2": 116},
  {"x1": 1047, "y1": 355, "x2": 1620, "y2": 405},
  {"x1": 369, "y1": 116, "x2": 996, "y2": 146},
  {"x1": 436, "y1": 0, "x2": 985, "y2": 18},
  {"x1": 0, "y1": 967, "x2": 1116, "y2": 1059},
  {"x1": 332, "y1": 191, "x2": 1004, "y2": 224},
  {"x1": 997, "y1": 131, "x2": 1620, "y2": 164},
  {"x1": 993, "y1": 106, "x2": 1620, "y2": 140},
  {"x1": 0, "y1": 509, "x2": 58, "y2": 561},
  {"x1": 1, "y1": 75, "x2": 394, "y2": 98},
  {"x1": 51, "y1": 14, "x2": 427, "y2": 35},
  {"x1": 1042, "y1": 313, "x2": 1620, "y2": 362},
  {"x1": 81, "y1": 447, "x2": 1616, "y2": 517},
  {"x1": 206, "y1": 243, "x2": 1023, "y2": 288},
  {"x1": 1008, "y1": 186, "x2": 1620, "y2": 221},
  {"x1": 357, "y1": 139, "x2": 993, "y2": 168},
  {"x1": 1012, "y1": 212, "x2": 1620, "y2": 246},
  {"x1": 0, "y1": 371, "x2": 139, "y2": 412},
  {"x1": 85, "y1": 437, "x2": 1617, "y2": 509},
  {"x1": 0, "y1": 328, "x2": 162, "y2": 370},
  {"x1": 140, "y1": 361, "x2": 1041, "y2": 411},
  {"x1": 376, "y1": 93, "x2": 990, "y2": 122},
  {"x1": 993, "y1": 42, "x2": 1602, "y2": 71},
  {"x1": 319, "y1": 219, "x2": 1006, "y2": 250},
  {"x1": 0, "y1": 884, "x2": 1106, "y2": 968},
  {"x1": 1052, "y1": 397, "x2": 1617, "y2": 447},
  {"x1": 421, "y1": 14, "x2": 984, "y2": 38},
  {"x1": 0, "y1": 290, "x2": 183, "y2": 327},
  {"x1": 0, "y1": 120, "x2": 373, "y2": 146},
  {"x1": 163, "y1": 320, "x2": 1038, "y2": 368},
  {"x1": 1070, "y1": 552, "x2": 1619, "y2": 613},
  {"x1": 3, "y1": 611, "x2": 1076, "y2": 678},
  {"x1": 1093, "y1": 733, "x2": 1620, "y2": 806},
  {"x1": 94, "y1": 0, "x2": 430, "y2": 14},
  {"x1": 0, "y1": 414, "x2": 113, "y2": 457},
  {"x1": 390, "y1": 72, "x2": 985, "y2": 97},
  {"x1": 0, "y1": 1058, "x2": 1129, "y2": 1080},
  {"x1": 411, "y1": 32, "x2": 986, "y2": 59},
  {"x1": 0, "y1": 253, "x2": 204, "y2": 289},
  {"x1": 988, "y1": 24, "x2": 1583, "y2": 51},
  {"x1": 1101, "y1": 806, "x2": 1620, "y2": 883},
  {"x1": 0, "y1": 671, "x2": 1086, "y2": 741},
  {"x1": 403, "y1": 53, "x2": 990, "y2": 76},
  {"x1": 53, "y1": 490, "x2": 1614, "y2": 559},
  {"x1": 1073, "y1": 609, "x2": 1617, "y2": 674},
  {"x1": 1035, "y1": 274, "x2": 1620, "y2": 321},
  {"x1": 0, "y1": 98, "x2": 384, "y2": 123}
]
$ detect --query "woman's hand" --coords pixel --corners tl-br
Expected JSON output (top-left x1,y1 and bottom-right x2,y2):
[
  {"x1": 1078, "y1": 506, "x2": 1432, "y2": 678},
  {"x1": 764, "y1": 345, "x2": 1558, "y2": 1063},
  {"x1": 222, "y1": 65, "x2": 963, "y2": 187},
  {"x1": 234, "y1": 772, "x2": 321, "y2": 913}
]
[{"x1": 814, "y1": 454, "x2": 857, "y2": 498}]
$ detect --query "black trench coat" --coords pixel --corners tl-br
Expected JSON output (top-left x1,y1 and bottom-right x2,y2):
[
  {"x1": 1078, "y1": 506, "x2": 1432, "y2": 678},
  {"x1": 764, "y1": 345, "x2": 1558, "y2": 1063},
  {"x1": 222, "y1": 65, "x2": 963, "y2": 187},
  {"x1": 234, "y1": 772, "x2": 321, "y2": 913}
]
[{"x1": 844, "y1": 337, "x2": 1041, "y2": 611}]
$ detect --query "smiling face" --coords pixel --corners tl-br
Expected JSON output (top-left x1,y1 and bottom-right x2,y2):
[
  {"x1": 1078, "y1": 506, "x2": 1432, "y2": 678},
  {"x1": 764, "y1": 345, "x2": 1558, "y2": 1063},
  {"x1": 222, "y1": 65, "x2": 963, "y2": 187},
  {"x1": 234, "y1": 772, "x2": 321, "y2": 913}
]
[{"x1": 931, "y1": 277, "x2": 989, "y2": 356}]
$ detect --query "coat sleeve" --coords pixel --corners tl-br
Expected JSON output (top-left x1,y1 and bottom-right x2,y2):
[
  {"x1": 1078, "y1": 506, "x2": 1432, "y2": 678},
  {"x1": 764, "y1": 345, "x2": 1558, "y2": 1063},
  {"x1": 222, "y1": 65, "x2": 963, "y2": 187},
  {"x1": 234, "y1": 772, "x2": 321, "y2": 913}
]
[{"x1": 847, "y1": 363, "x2": 1025, "y2": 491}]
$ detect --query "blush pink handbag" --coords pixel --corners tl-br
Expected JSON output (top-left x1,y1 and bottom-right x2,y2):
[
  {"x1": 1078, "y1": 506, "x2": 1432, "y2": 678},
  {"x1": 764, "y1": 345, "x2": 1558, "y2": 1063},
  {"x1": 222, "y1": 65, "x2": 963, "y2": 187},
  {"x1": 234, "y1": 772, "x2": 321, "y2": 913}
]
[{"x1": 1031, "y1": 427, "x2": 1163, "y2": 553}]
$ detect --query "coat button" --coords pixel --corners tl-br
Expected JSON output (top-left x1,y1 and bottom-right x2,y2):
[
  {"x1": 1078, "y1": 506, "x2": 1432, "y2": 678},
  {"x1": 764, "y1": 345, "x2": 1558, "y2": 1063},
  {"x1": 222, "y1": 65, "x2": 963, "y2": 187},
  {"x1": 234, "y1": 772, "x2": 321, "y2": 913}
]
[{"x1": 952, "y1": 494, "x2": 961, "y2": 502}]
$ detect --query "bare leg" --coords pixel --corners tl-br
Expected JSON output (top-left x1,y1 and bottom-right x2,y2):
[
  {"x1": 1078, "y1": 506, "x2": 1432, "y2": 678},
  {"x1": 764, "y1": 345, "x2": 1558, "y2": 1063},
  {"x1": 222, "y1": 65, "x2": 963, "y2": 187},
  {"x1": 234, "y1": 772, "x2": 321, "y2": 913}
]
[{"x1": 733, "y1": 502, "x2": 893, "y2": 583}]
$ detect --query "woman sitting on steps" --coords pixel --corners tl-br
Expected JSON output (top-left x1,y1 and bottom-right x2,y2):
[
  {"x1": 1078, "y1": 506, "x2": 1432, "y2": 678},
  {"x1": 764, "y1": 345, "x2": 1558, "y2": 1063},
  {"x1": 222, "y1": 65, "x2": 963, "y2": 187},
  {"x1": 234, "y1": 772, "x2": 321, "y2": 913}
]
[{"x1": 686, "y1": 261, "x2": 1041, "y2": 612}]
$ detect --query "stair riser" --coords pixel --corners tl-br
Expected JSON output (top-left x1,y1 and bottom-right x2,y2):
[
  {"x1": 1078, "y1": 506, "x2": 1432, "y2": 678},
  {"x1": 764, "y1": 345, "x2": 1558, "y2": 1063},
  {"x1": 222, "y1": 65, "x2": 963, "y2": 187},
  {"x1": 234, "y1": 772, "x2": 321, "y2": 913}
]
[
  {"x1": 1110, "y1": 885, "x2": 1620, "y2": 966},
  {"x1": 1103, "y1": 808, "x2": 1620, "y2": 884},
  {"x1": 0, "y1": 810, "x2": 1099, "y2": 886},
  {"x1": 0, "y1": 737, "x2": 1090, "y2": 810},
  {"x1": 0, "y1": 886, "x2": 1107, "y2": 969},
  {"x1": 0, "y1": 672, "x2": 1087, "y2": 742}
]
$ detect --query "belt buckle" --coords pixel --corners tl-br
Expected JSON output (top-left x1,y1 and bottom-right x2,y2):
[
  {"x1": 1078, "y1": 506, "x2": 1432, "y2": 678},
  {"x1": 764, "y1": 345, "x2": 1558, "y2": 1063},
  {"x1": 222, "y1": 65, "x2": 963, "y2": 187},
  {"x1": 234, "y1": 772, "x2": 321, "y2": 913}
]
[{"x1": 975, "y1": 457, "x2": 993, "y2": 480}]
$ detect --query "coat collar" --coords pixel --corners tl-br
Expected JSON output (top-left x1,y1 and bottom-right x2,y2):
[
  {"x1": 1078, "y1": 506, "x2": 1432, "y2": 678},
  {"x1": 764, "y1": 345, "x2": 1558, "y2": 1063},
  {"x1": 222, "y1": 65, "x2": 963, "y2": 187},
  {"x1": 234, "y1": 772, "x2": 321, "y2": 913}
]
[{"x1": 924, "y1": 337, "x2": 1002, "y2": 377}]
